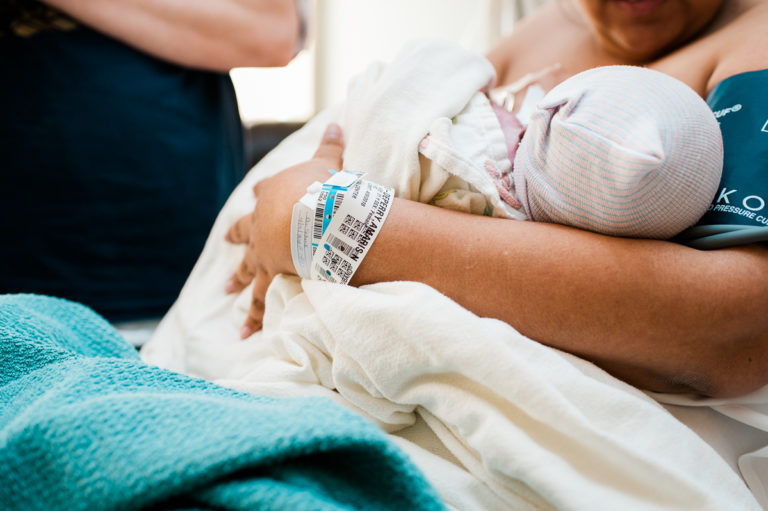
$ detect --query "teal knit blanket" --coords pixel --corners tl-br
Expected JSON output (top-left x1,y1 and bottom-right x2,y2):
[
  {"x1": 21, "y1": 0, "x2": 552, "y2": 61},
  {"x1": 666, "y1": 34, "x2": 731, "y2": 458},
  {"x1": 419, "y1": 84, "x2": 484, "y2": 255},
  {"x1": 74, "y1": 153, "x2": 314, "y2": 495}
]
[{"x1": 0, "y1": 294, "x2": 444, "y2": 511}]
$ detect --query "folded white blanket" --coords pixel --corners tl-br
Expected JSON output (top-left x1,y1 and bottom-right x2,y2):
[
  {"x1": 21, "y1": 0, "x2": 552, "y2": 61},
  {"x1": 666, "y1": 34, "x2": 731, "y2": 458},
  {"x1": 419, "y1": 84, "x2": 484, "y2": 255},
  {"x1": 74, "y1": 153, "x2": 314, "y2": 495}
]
[
  {"x1": 141, "y1": 41, "x2": 761, "y2": 510},
  {"x1": 342, "y1": 39, "x2": 524, "y2": 219}
]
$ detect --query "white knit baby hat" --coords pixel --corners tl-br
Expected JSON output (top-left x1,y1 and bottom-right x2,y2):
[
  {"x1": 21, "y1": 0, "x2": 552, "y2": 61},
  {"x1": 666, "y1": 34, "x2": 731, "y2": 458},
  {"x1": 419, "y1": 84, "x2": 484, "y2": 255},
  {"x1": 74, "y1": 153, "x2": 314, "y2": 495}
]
[{"x1": 512, "y1": 65, "x2": 723, "y2": 238}]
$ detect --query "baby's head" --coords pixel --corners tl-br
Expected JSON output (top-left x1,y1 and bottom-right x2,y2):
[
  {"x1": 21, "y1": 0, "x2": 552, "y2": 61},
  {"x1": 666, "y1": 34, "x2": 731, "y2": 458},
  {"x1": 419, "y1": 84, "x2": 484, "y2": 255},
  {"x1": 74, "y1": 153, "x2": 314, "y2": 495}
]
[{"x1": 513, "y1": 65, "x2": 723, "y2": 239}]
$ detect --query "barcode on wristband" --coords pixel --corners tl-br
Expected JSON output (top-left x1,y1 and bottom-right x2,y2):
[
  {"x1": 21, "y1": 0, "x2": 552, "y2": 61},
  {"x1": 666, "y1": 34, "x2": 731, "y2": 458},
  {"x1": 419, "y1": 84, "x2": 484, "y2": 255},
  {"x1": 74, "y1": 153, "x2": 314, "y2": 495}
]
[
  {"x1": 313, "y1": 190, "x2": 328, "y2": 242},
  {"x1": 313, "y1": 263, "x2": 338, "y2": 284},
  {"x1": 323, "y1": 233, "x2": 355, "y2": 257},
  {"x1": 332, "y1": 191, "x2": 345, "y2": 215},
  {"x1": 313, "y1": 190, "x2": 347, "y2": 245},
  {"x1": 310, "y1": 176, "x2": 393, "y2": 285}
]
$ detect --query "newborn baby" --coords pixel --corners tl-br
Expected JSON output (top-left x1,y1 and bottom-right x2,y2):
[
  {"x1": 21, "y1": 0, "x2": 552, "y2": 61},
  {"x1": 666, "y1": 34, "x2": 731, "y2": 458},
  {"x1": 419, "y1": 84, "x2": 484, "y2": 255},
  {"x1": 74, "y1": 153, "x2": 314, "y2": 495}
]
[{"x1": 421, "y1": 65, "x2": 724, "y2": 239}]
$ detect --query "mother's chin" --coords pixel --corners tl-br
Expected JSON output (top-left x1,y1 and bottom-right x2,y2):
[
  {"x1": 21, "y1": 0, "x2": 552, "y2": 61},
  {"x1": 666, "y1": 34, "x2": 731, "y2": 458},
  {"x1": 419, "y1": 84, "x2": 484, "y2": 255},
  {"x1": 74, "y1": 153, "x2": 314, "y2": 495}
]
[{"x1": 574, "y1": 0, "x2": 725, "y2": 63}]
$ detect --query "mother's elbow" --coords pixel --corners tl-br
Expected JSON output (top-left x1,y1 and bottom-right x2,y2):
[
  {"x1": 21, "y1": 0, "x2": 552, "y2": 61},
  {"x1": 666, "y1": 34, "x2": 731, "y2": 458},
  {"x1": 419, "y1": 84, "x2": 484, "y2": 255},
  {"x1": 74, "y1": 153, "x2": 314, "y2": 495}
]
[
  {"x1": 690, "y1": 247, "x2": 768, "y2": 398},
  {"x1": 705, "y1": 341, "x2": 768, "y2": 398},
  {"x1": 685, "y1": 318, "x2": 768, "y2": 398}
]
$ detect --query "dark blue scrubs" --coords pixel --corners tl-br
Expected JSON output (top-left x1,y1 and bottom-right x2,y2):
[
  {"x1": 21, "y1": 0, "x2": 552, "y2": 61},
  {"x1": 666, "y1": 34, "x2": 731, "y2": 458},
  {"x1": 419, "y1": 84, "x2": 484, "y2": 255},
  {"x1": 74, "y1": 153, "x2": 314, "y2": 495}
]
[{"x1": 0, "y1": 9, "x2": 244, "y2": 320}]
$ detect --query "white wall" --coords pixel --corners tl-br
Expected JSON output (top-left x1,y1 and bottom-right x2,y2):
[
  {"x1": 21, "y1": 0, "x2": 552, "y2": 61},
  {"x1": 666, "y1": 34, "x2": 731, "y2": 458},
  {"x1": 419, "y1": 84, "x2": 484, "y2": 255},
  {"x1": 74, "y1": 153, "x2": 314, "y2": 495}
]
[
  {"x1": 312, "y1": 0, "x2": 516, "y2": 111},
  {"x1": 230, "y1": 50, "x2": 315, "y2": 124}
]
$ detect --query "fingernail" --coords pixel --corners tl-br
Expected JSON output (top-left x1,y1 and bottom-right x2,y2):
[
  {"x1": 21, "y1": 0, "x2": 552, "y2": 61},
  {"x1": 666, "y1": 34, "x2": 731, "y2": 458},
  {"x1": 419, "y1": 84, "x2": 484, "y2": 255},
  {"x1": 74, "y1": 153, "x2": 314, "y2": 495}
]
[
  {"x1": 240, "y1": 325, "x2": 254, "y2": 339},
  {"x1": 324, "y1": 123, "x2": 341, "y2": 140},
  {"x1": 225, "y1": 279, "x2": 237, "y2": 293}
]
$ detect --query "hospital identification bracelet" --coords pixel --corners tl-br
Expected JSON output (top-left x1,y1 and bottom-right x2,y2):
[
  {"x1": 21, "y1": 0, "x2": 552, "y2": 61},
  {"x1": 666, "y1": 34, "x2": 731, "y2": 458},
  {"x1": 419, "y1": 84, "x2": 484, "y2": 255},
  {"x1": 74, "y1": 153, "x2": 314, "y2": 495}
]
[{"x1": 290, "y1": 171, "x2": 393, "y2": 284}]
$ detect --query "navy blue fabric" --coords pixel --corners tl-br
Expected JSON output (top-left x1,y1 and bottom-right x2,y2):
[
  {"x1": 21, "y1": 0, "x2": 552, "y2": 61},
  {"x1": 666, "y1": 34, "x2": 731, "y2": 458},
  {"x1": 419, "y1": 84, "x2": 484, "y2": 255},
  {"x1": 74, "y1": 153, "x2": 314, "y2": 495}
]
[{"x1": 0, "y1": 19, "x2": 244, "y2": 321}]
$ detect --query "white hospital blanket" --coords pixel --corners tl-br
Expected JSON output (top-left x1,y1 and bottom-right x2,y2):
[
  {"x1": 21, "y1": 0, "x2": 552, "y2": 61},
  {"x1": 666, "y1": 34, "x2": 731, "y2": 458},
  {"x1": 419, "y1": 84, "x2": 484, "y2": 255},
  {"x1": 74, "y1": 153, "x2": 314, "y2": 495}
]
[
  {"x1": 341, "y1": 39, "x2": 524, "y2": 219},
  {"x1": 652, "y1": 386, "x2": 768, "y2": 508},
  {"x1": 141, "y1": 41, "x2": 763, "y2": 510}
]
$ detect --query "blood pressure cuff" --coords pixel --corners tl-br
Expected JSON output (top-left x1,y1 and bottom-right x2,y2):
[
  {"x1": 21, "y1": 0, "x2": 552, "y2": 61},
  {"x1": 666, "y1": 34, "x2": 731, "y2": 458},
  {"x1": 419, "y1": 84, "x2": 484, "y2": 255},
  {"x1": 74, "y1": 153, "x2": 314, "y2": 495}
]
[{"x1": 676, "y1": 69, "x2": 768, "y2": 249}]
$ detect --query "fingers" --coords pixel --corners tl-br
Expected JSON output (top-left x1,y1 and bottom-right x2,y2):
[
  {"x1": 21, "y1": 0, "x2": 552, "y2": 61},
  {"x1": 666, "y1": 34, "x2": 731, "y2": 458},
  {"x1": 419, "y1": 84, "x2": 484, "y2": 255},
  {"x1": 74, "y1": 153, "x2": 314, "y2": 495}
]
[
  {"x1": 240, "y1": 272, "x2": 270, "y2": 339},
  {"x1": 225, "y1": 213, "x2": 252, "y2": 244},
  {"x1": 226, "y1": 123, "x2": 346, "y2": 340},
  {"x1": 226, "y1": 258, "x2": 255, "y2": 294},
  {"x1": 226, "y1": 264, "x2": 270, "y2": 339},
  {"x1": 312, "y1": 123, "x2": 345, "y2": 169}
]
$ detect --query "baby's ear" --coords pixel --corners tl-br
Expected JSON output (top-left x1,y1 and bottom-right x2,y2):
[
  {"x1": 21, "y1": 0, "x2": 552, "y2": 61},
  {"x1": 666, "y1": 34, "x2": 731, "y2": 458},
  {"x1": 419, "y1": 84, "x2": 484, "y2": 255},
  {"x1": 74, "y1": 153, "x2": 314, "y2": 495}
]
[
  {"x1": 535, "y1": 85, "x2": 589, "y2": 119},
  {"x1": 520, "y1": 87, "x2": 583, "y2": 148}
]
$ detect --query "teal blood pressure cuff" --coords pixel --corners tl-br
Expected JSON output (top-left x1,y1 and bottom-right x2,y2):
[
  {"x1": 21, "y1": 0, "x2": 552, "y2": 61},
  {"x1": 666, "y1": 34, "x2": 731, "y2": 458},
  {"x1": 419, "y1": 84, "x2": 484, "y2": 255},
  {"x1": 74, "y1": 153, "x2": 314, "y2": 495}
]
[{"x1": 676, "y1": 69, "x2": 768, "y2": 249}]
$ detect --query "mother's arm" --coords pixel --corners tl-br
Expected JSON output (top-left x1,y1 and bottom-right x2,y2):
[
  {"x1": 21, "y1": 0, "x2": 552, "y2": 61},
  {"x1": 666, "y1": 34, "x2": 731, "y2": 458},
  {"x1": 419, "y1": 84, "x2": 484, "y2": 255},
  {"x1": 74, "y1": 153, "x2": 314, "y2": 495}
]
[
  {"x1": 227, "y1": 125, "x2": 768, "y2": 399},
  {"x1": 358, "y1": 199, "x2": 768, "y2": 398}
]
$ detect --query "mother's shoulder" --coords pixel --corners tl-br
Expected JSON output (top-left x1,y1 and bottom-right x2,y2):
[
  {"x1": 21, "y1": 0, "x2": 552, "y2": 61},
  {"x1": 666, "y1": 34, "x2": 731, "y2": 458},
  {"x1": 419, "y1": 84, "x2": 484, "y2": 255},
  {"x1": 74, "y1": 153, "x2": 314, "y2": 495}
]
[
  {"x1": 707, "y1": 1, "x2": 768, "y2": 92},
  {"x1": 652, "y1": 1, "x2": 768, "y2": 96}
]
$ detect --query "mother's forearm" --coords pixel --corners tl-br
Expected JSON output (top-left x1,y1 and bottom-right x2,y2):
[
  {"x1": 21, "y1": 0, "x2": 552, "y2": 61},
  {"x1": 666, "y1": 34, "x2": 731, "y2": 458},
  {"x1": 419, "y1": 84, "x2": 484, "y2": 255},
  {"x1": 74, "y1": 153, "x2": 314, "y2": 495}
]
[
  {"x1": 43, "y1": 0, "x2": 300, "y2": 70},
  {"x1": 354, "y1": 199, "x2": 768, "y2": 397}
]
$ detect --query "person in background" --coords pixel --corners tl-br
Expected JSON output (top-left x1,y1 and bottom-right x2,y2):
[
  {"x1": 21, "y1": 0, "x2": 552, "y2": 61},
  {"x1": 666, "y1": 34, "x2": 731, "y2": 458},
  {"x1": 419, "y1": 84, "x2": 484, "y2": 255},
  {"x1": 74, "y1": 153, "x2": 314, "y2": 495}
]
[
  {"x1": 0, "y1": 0, "x2": 305, "y2": 322},
  {"x1": 226, "y1": 0, "x2": 768, "y2": 399}
]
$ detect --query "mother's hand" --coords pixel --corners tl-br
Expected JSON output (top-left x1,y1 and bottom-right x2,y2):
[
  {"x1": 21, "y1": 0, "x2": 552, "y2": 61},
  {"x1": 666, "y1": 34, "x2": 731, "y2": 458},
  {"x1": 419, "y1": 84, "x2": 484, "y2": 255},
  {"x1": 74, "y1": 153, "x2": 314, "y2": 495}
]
[{"x1": 225, "y1": 123, "x2": 345, "y2": 338}]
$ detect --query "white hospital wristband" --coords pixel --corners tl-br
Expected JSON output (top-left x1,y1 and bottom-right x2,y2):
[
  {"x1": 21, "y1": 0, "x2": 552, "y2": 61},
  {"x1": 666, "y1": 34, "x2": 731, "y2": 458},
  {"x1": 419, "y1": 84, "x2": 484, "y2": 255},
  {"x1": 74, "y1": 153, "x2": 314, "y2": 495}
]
[
  {"x1": 310, "y1": 175, "x2": 394, "y2": 284},
  {"x1": 291, "y1": 178, "x2": 333, "y2": 279},
  {"x1": 290, "y1": 188, "x2": 319, "y2": 280}
]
